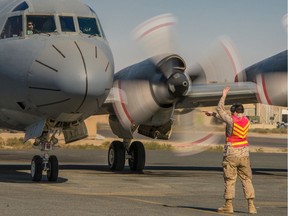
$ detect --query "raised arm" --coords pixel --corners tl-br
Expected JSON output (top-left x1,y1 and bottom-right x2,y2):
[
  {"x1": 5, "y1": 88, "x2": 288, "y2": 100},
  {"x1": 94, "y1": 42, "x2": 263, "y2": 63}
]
[{"x1": 216, "y1": 87, "x2": 233, "y2": 124}]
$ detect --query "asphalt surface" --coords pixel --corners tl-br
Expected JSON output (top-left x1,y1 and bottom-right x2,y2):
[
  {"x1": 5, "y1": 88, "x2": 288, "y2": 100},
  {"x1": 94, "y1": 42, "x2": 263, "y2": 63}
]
[{"x1": 0, "y1": 149, "x2": 287, "y2": 216}]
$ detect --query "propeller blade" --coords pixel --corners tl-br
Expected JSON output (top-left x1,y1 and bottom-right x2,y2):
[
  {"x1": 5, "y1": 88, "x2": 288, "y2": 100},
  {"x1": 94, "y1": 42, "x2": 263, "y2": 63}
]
[
  {"x1": 282, "y1": 13, "x2": 287, "y2": 31},
  {"x1": 132, "y1": 13, "x2": 179, "y2": 79},
  {"x1": 111, "y1": 80, "x2": 162, "y2": 131},
  {"x1": 187, "y1": 36, "x2": 242, "y2": 84},
  {"x1": 171, "y1": 109, "x2": 222, "y2": 156}
]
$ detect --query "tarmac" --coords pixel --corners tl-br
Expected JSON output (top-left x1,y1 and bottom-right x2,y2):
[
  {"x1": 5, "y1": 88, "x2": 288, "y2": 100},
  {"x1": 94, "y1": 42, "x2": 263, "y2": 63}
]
[{"x1": 0, "y1": 148, "x2": 287, "y2": 216}]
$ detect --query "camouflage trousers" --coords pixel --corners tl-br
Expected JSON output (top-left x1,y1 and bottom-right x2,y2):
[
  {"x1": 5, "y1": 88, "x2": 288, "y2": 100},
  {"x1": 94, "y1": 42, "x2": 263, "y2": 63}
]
[{"x1": 222, "y1": 156, "x2": 255, "y2": 199}]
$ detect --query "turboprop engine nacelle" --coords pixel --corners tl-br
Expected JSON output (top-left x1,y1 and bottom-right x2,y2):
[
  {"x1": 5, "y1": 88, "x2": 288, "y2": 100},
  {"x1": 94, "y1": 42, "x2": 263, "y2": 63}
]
[{"x1": 236, "y1": 50, "x2": 287, "y2": 107}]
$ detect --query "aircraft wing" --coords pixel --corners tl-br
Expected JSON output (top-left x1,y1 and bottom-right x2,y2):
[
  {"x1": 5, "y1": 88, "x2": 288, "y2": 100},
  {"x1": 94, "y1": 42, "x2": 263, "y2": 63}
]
[
  {"x1": 95, "y1": 14, "x2": 286, "y2": 142},
  {"x1": 98, "y1": 81, "x2": 258, "y2": 115},
  {"x1": 176, "y1": 82, "x2": 258, "y2": 109}
]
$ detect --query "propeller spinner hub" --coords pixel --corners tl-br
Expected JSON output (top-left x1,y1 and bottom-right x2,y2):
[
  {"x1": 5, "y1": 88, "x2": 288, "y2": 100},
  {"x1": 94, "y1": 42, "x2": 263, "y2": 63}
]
[{"x1": 167, "y1": 72, "x2": 189, "y2": 97}]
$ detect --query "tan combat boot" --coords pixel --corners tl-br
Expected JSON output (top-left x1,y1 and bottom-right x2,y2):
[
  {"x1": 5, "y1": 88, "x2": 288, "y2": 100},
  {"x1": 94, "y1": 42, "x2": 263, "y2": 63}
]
[
  {"x1": 218, "y1": 199, "x2": 234, "y2": 213},
  {"x1": 248, "y1": 198, "x2": 257, "y2": 214}
]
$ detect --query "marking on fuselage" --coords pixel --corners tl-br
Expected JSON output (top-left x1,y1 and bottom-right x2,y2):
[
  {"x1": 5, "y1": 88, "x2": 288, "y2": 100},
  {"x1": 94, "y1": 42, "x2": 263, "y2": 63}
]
[
  {"x1": 105, "y1": 62, "x2": 109, "y2": 72},
  {"x1": 95, "y1": 46, "x2": 98, "y2": 58},
  {"x1": 52, "y1": 45, "x2": 66, "y2": 58},
  {"x1": 29, "y1": 86, "x2": 61, "y2": 91},
  {"x1": 74, "y1": 41, "x2": 88, "y2": 112},
  {"x1": 260, "y1": 73, "x2": 272, "y2": 105},
  {"x1": 35, "y1": 60, "x2": 58, "y2": 72},
  {"x1": 117, "y1": 80, "x2": 135, "y2": 125},
  {"x1": 36, "y1": 98, "x2": 71, "y2": 107}
]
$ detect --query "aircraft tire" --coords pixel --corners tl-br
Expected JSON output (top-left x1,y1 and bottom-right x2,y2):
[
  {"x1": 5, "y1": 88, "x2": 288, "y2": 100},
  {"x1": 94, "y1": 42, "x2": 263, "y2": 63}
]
[
  {"x1": 31, "y1": 155, "x2": 43, "y2": 182},
  {"x1": 47, "y1": 155, "x2": 59, "y2": 182},
  {"x1": 108, "y1": 141, "x2": 125, "y2": 171},
  {"x1": 128, "y1": 141, "x2": 146, "y2": 171}
]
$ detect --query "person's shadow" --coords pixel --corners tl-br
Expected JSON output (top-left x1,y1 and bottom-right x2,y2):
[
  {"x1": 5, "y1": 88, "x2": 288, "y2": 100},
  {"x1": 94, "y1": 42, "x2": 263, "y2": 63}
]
[{"x1": 163, "y1": 204, "x2": 247, "y2": 215}]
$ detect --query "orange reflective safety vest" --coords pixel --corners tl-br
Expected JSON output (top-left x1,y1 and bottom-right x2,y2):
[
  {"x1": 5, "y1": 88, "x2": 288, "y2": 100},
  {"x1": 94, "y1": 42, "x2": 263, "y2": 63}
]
[{"x1": 226, "y1": 115, "x2": 250, "y2": 148}]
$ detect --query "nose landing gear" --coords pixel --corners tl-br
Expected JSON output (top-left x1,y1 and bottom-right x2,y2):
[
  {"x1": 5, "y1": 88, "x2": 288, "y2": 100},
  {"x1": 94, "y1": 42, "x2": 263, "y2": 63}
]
[{"x1": 31, "y1": 135, "x2": 59, "y2": 182}]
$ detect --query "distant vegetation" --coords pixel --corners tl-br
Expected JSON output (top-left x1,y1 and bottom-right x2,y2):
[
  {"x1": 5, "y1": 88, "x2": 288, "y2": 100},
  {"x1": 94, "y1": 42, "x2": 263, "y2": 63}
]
[
  {"x1": 0, "y1": 137, "x2": 32, "y2": 149},
  {"x1": 142, "y1": 141, "x2": 173, "y2": 150},
  {"x1": 208, "y1": 145, "x2": 223, "y2": 152},
  {"x1": 65, "y1": 141, "x2": 173, "y2": 150},
  {"x1": 65, "y1": 141, "x2": 110, "y2": 150},
  {"x1": 249, "y1": 128, "x2": 287, "y2": 134},
  {"x1": 0, "y1": 127, "x2": 286, "y2": 150},
  {"x1": 0, "y1": 138, "x2": 174, "y2": 151}
]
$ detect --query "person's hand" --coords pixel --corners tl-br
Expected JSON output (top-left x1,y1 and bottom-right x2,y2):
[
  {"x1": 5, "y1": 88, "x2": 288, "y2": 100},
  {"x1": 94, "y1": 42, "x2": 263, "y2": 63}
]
[{"x1": 222, "y1": 86, "x2": 230, "y2": 97}]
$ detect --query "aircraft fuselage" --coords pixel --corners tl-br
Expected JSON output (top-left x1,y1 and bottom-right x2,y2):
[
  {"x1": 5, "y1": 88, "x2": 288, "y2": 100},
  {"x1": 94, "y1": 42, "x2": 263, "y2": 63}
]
[{"x1": 0, "y1": 0, "x2": 114, "y2": 130}]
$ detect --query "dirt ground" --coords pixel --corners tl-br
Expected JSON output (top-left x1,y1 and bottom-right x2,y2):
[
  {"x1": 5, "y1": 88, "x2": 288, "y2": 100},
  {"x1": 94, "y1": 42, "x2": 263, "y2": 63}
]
[{"x1": 0, "y1": 127, "x2": 286, "y2": 153}]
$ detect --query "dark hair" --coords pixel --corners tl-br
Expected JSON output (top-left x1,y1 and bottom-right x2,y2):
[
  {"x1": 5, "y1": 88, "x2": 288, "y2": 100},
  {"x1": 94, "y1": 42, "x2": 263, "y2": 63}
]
[{"x1": 230, "y1": 103, "x2": 244, "y2": 113}]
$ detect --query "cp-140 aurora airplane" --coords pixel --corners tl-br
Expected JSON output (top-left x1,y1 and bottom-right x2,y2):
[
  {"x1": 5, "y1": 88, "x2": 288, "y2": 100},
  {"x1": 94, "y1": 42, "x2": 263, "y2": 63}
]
[{"x1": 0, "y1": 0, "x2": 287, "y2": 182}]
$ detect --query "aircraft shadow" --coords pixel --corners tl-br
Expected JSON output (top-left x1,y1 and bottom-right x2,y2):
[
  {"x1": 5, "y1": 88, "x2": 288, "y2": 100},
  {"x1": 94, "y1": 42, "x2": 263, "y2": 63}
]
[
  {"x1": 0, "y1": 164, "x2": 286, "y2": 183},
  {"x1": 253, "y1": 168, "x2": 287, "y2": 177},
  {"x1": 0, "y1": 164, "x2": 67, "y2": 184},
  {"x1": 142, "y1": 166, "x2": 287, "y2": 175}
]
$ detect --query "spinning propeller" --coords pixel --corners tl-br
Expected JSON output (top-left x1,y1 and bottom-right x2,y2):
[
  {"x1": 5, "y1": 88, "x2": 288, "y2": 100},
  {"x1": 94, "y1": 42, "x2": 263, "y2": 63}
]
[{"x1": 110, "y1": 13, "x2": 242, "y2": 155}]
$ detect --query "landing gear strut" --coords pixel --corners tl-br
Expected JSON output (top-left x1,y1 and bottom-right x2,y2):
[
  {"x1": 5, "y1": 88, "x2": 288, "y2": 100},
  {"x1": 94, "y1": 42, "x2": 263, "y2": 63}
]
[
  {"x1": 31, "y1": 134, "x2": 59, "y2": 182},
  {"x1": 108, "y1": 140, "x2": 146, "y2": 172}
]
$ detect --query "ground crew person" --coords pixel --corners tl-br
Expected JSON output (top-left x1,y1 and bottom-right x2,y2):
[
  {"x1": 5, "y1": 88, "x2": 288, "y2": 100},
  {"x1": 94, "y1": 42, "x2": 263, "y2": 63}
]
[{"x1": 205, "y1": 86, "x2": 257, "y2": 214}]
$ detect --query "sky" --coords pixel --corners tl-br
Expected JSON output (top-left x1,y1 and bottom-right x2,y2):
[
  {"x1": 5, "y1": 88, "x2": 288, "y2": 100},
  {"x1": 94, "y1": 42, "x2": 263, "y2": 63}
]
[{"x1": 82, "y1": 0, "x2": 287, "y2": 71}]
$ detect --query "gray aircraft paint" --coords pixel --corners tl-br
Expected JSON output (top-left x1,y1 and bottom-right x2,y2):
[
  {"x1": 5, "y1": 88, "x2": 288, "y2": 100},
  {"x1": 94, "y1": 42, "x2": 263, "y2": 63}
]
[{"x1": 0, "y1": 0, "x2": 114, "y2": 131}]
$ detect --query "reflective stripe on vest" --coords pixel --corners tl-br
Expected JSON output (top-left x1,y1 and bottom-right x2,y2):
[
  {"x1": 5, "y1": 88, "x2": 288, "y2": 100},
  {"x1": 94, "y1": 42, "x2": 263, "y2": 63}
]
[{"x1": 227, "y1": 115, "x2": 250, "y2": 148}]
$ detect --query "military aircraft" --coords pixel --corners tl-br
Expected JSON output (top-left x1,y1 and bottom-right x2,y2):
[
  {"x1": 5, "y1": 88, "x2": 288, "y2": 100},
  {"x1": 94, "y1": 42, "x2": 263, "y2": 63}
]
[{"x1": 0, "y1": 0, "x2": 287, "y2": 182}]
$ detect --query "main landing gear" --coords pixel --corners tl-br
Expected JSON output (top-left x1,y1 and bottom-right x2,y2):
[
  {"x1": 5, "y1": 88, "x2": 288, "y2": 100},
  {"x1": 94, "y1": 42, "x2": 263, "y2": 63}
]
[
  {"x1": 31, "y1": 135, "x2": 59, "y2": 182},
  {"x1": 108, "y1": 140, "x2": 146, "y2": 172}
]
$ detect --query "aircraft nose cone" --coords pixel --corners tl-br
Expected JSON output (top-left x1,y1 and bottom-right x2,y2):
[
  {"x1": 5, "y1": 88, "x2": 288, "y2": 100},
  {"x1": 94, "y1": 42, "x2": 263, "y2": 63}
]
[{"x1": 28, "y1": 39, "x2": 113, "y2": 116}]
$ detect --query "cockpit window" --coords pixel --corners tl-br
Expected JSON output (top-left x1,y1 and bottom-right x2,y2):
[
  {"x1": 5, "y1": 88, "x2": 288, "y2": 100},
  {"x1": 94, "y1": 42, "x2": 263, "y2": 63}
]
[
  {"x1": 26, "y1": 15, "x2": 56, "y2": 35},
  {"x1": 78, "y1": 17, "x2": 101, "y2": 36},
  {"x1": 13, "y1": 1, "x2": 29, "y2": 12},
  {"x1": 0, "y1": 16, "x2": 23, "y2": 39},
  {"x1": 60, "y1": 16, "x2": 75, "y2": 32}
]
